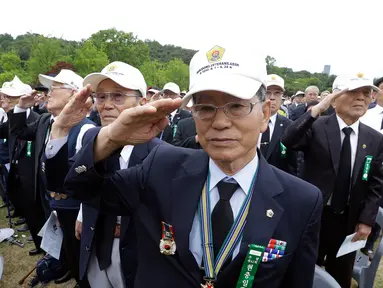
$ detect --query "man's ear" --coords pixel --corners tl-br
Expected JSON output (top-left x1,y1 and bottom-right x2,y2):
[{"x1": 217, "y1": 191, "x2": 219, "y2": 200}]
[
  {"x1": 260, "y1": 100, "x2": 271, "y2": 133},
  {"x1": 139, "y1": 97, "x2": 147, "y2": 105}
]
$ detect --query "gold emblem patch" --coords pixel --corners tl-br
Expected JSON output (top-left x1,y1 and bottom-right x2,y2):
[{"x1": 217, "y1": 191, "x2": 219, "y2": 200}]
[
  {"x1": 107, "y1": 64, "x2": 117, "y2": 72},
  {"x1": 206, "y1": 45, "x2": 225, "y2": 63},
  {"x1": 357, "y1": 72, "x2": 364, "y2": 78}
]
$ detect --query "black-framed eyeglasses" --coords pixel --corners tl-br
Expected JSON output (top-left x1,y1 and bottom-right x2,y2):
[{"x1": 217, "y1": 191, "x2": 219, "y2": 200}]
[
  {"x1": 191, "y1": 102, "x2": 260, "y2": 120},
  {"x1": 92, "y1": 92, "x2": 139, "y2": 105}
]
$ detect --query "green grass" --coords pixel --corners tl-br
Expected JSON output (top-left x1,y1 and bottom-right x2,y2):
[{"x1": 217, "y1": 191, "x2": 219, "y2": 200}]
[{"x1": 0, "y1": 205, "x2": 75, "y2": 288}]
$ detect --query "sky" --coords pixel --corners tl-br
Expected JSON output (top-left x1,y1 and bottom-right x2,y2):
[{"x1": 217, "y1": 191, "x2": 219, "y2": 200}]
[{"x1": 2, "y1": 0, "x2": 382, "y2": 77}]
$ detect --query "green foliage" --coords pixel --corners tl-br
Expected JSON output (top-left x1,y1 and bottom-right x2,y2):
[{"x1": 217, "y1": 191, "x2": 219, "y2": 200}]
[
  {"x1": 27, "y1": 36, "x2": 71, "y2": 83},
  {"x1": 0, "y1": 30, "x2": 336, "y2": 94},
  {"x1": 73, "y1": 41, "x2": 109, "y2": 77},
  {"x1": 90, "y1": 29, "x2": 150, "y2": 68}
]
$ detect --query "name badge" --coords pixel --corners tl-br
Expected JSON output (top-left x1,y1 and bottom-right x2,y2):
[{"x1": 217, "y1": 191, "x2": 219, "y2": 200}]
[{"x1": 362, "y1": 155, "x2": 373, "y2": 181}]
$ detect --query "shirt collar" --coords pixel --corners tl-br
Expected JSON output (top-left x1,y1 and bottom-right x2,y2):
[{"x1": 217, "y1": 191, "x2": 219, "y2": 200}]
[
  {"x1": 336, "y1": 114, "x2": 359, "y2": 136},
  {"x1": 269, "y1": 113, "x2": 278, "y2": 126},
  {"x1": 209, "y1": 154, "x2": 259, "y2": 195},
  {"x1": 120, "y1": 145, "x2": 134, "y2": 163}
]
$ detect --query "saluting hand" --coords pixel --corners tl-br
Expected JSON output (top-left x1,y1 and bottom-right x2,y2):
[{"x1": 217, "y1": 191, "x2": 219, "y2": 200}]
[
  {"x1": 18, "y1": 90, "x2": 38, "y2": 109},
  {"x1": 107, "y1": 98, "x2": 182, "y2": 146},
  {"x1": 94, "y1": 98, "x2": 182, "y2": 162},
  {"x1": 310, "y1": 89, "x2": 348, "y2": 118},
  {"x1": 51, "y1": 85, "x2": 93, "y2": 139}
]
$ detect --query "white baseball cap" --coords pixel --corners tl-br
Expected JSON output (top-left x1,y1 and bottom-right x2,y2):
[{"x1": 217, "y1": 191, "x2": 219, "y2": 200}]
[
  {"x1": 39, "y1": 69, "x2": 83, "y2": 91},
  {"x1": 332, "y1": 73, "x2": 379, "y2": 92},
  {"x1": 182, "y1": 44, "x2": 267, "y2": 108},
  {"x1": 266, "y1": 74, "x2": 285, "y2": 91},
  {"x1": 0, "y1": 76, "x2": 32, "y2": 97},
  {"x1": 84, "y1": 61, "x2": 147, "y2": 97},
  {"x1": 163, "y1": 82, "x2": 180, "y2": 94}
]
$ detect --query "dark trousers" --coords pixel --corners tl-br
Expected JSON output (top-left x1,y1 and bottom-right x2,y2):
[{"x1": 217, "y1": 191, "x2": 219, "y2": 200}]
[
  {"x1": 24, "y1": 199, "x2": 46, "y2": 250},
  {"x1": 56, "y1": 208, "x2": 82, "y2": 283},
  {"x1": 317, "y1": 206, "x2": 355, "y2": 288}
]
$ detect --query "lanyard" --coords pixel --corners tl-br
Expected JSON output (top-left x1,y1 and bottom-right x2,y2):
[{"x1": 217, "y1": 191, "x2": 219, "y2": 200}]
[{"x1": 199, "y1": 167, "x2": 258, "y2": 283}]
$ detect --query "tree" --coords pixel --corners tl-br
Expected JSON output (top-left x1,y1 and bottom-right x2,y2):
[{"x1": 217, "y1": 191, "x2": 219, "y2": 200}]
[
  {"x1": 90, "y1": 28, "x2": 150, "y2": 68},
  {"x1": 45, "y1": 61, "x2": 76, "y2": 76},
  {"x1": 0, "y1": 51, "x2": 22, "y2": 72},
  {"x1": 265, "y1": 55, "x2": 276, "y2": 73},
  {"x1": 139, "y1": 60, "x2": 166, "y2": 88},
  {"x1": 27, "y1": 36, "x2": 71, "y2": 83},
  {"x1": 73, "y1": 41, "x2": 109, "y2": 77},
  {"x1": 162, "y1": 58, "x2": 189, "y2": 90}
]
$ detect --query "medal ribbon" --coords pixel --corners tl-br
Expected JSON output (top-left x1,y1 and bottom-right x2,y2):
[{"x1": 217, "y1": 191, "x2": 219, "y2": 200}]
[
  {"x1": 161, "y1": 221, "x2": 174, "y2": 241},
  {"x1": 199, "y1": 168, "x2": 258, "y2": 280}
]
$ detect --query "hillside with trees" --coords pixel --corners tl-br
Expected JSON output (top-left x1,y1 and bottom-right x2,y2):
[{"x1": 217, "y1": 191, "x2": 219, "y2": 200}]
[{"x1": 0, "y1": 28, "x2": 335, "y2": 94}]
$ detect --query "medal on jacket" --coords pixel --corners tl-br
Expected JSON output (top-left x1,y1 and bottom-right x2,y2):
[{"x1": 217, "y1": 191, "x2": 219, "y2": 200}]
[
  {"x1": 199, "y1": 168, "x2": 258, "y2": 286},
  {"x1": 159, "y1": 221, "x2": 176, "y2": 255}
]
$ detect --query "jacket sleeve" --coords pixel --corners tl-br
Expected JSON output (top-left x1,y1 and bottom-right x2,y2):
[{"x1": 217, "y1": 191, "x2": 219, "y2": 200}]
[
  {"x1": 358, "y1": 138, "x2": 383, "y2": 226},
  {"x1": 281, "y1": 111, "x2": 317, "y2": 152},
  {"x1": 281, "y1": 187, "x2": 322, "y2": 287},
  {"x1": 9, "y1": 111, "x2": 40, "y2": 141},
  {"x1": 64, "y1": 129, "x2": 159, "y2": 215}
]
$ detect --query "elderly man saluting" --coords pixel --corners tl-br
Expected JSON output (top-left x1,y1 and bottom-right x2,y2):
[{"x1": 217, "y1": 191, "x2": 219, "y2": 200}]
[{"x1": 55, "y1": 43, "x2": 322, "y2": 288}]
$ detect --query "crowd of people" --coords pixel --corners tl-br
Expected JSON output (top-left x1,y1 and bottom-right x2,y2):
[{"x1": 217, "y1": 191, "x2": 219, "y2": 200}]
[{"x1": 0, "y1": 43, "x2": 382, "y2": 288}]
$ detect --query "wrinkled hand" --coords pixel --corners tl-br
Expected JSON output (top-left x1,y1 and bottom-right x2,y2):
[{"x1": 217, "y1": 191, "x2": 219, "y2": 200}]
[
  {"x1": 75, "y1": 220, "x2": 82, "y2": 240},
  {"x1": 311, "y1": 89, "x2": 348, "y2": 117},
  {"x1": 107, "y1": 98, "x2": 182, "y2": 147},
  {"x1": 352, "y1": 223, "x2": 371, "y2": 242},
  {"x1": 18, "y1": 91, "x2": 38, "y2": 109},
  {"x1": 51, "y1": 85, "x2": 93, "y2": 139}
]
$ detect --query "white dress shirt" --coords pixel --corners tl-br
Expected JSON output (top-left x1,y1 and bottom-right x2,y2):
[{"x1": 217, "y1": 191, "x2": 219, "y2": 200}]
[
  {"x1": 327, "y1": 115, "x2": 359, "y2": 205},
  {"x1": 360, "y1": 105, "x2": 383, "y2": 134},
  {"x1": 257, "y1": 113, "x2": 277, "y2": 148},
  {"x1": 189, "y1": 154, "x2": 259, "y2": 266}
]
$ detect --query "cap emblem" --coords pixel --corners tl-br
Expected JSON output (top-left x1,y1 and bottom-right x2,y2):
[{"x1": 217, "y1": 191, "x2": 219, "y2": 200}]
[{"x1": 206, "y1": 45, "x2": 225, "y2": 63}]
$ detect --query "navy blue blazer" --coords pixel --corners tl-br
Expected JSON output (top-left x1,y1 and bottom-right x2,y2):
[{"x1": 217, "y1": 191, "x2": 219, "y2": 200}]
[
  {"x1": 64, "y1": 132, "x2": 322, "y2": 288},
  {"x1": 45, "y1": 127, "x2": 162, "y2": 287}
]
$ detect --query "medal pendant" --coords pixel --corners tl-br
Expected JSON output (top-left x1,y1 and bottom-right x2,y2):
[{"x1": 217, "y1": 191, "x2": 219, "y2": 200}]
[
  {"x1": 201, "y1": 281, "x2": 214, "y2": 288},
  {"x1": 159, "y1": 238, "x2": 176, "y2": 255}
]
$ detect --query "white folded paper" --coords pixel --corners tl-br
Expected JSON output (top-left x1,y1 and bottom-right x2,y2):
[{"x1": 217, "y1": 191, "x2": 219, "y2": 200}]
[
  {"x1": 40, "y1": 211, "x2": 63, "y2": 260},
  {"x1": 336, "y1": 233, "x2": 366, "y2": 258}
]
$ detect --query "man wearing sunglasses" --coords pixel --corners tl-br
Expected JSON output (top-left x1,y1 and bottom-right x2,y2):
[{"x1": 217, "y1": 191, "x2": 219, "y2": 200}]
[
  {"x1": 44, "y1": 61, "x2": 162, "y2": 288},
  {"x1": 10, "y1": 69, "x2": 95, "y2": 287},
  {"x1": 61, "y1": 44, "x2": 322, "y2": 288},
  {"x1": 153, "y1": 82, "x2": 191, "y2": 144}
]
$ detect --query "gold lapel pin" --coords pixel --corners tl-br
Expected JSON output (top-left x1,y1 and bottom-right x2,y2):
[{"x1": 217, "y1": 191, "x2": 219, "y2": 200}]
[
  {"x1": 362, "y1": 144, "x2": 367, "y2": 149},
  {"x1": 266, "y1": 209, "x2": 274, "y2": 218}
]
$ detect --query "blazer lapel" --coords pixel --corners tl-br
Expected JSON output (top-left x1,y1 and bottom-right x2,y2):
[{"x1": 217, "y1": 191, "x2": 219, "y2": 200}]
[
  {"x1": 266, "y1": 115, "x2": 283, "y2": 160},
  {"x1": 172, "y1": 151, "x2": 209, "y2": 285},
  {"x1": 324, "y1": 114, "x2": 341, "y2": 174},
  {"x1": 351, "y1": 124, "x2": 369, "y2": 186},
  {"x1": 219, "y1": 153, "x2": 284, "y2": 276}
]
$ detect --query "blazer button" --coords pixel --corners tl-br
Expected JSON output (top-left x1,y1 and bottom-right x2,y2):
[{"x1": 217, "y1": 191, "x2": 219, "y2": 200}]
[{"x1": 86, "y1": 246, "x2": 90, "y2": 252}]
